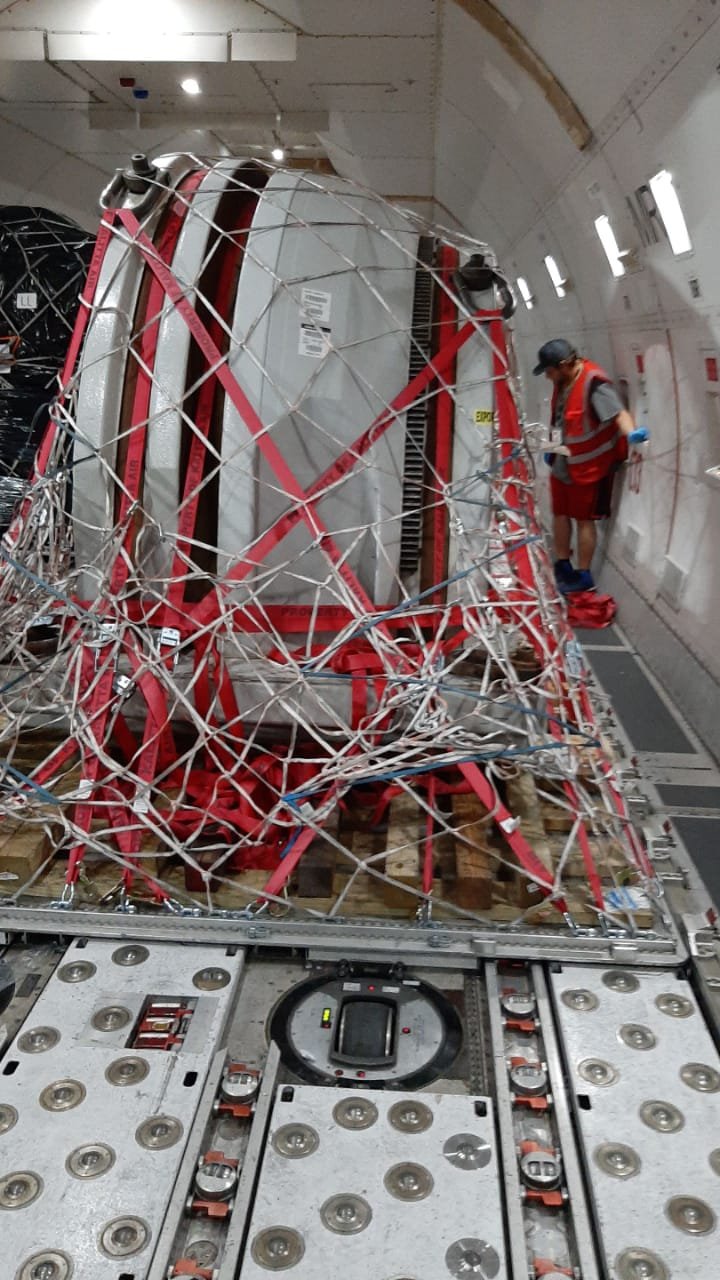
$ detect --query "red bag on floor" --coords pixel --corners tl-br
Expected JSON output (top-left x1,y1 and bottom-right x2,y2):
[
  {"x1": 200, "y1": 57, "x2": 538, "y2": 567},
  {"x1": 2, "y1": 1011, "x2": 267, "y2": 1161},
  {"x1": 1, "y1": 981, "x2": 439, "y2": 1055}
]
[{"x1": 565, "y1": 590, "x2": 616, "y2": 628}]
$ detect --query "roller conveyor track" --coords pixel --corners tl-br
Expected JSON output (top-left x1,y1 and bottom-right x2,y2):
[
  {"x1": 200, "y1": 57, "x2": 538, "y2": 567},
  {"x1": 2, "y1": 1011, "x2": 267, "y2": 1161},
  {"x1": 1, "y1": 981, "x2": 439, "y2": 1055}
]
[{"x1": 0, "y1": 940, "x2": 718, "y2": 1279}]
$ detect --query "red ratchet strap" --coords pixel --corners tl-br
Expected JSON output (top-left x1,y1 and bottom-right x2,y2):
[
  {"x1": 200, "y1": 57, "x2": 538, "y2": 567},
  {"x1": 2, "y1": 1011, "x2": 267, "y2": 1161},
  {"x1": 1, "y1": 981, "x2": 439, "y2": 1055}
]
[
  {"x1": 2, "y1": 213, "x2": 116, "y2": 557},
  {"x1": 64, "y1": 171, "x2": 207, "y2": 889},
  {"x1": 458, "y1": 761, "x2": 557, "y2": 901},
  {"x1": 429, "y1": 247, "x2": 459, "y2": 607},
  {"x1": 117, "y1": 209, "x2": 391, "y2": 635},
  {"x1": 118, "y1": 180, "x2": 259, "y2": 892},
  {"x1": 187, "y1": 314, "x2": 486, "y2": 633},
  {"x1": 423, "y1": 775, "x2": 437, "y2": 895},
  {"x1": 114, "y1": 211, "x2": 482, "y2": 895}
]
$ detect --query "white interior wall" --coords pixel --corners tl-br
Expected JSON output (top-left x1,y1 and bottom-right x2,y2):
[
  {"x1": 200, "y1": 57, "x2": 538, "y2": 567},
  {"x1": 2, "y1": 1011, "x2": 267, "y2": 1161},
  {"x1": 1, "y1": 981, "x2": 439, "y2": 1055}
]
[{"x1": 436, "y1": 0, "x2": 720, "y2": 758}]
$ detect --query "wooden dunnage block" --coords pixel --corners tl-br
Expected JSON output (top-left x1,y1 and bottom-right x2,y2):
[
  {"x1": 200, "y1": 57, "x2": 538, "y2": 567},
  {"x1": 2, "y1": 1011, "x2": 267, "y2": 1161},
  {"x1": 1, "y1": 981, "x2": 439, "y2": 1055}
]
[
  {"x1": 450, "y1": 792, "x2": 495, "y2": 911},
  {"x1": 504, "y1": 773, "x2": 555, "y2": 908},
  {"x1": 381, "y1": 792, "x2": 422, "y2": 909}
]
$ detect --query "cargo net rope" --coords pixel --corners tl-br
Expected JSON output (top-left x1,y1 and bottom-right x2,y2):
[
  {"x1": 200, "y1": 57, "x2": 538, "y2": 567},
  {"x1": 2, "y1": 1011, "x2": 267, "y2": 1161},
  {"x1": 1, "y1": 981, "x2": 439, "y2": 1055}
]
[{"x1": 0, "y1": 159, "x2": 654, "y2": 931}]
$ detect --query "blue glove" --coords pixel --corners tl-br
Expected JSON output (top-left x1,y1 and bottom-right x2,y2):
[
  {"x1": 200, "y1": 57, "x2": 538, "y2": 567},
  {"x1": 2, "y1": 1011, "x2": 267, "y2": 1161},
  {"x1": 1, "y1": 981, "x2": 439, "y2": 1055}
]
[
  {"x1": 628, "y1": 426, "x2": 649, "y2": 444},
  {"x1": 543, "y1": 452, "x2": 555, "y2": 466}
]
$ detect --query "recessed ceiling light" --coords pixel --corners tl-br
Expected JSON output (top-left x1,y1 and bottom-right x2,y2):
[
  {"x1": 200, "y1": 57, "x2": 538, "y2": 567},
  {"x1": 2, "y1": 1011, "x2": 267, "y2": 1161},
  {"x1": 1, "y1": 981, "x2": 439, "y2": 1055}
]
[
  {"x1": 181, "y1": 77, "x2": 201, "y2": 95},
  {"x1": 271, "y1": 145, "x2": 285, "y2": 161}
]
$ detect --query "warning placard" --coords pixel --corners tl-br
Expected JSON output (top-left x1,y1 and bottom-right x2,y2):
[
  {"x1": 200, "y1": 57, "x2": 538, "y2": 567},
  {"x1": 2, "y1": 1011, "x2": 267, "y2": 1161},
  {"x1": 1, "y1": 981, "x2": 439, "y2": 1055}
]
[{"x1": 474, "y1": 409, "x2": 494, "y2": 425}]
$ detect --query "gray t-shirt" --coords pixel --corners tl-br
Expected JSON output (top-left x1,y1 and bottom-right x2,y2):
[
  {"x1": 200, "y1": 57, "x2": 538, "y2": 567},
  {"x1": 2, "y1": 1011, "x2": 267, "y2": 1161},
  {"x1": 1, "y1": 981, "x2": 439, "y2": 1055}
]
[{"x1": 551, "y1": 380, "x2": 625, "y2": 484}]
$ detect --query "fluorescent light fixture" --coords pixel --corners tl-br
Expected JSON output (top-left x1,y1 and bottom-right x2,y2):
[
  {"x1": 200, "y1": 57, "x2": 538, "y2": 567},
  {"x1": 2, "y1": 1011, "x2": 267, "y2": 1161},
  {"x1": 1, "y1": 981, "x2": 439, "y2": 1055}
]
[
  {"x1": 543, "y1": 255, "x2": 567, "y2": 299},
  {"x1": 230, "y1": 31, "x2": 297, "y2": 61},
  {"x1": 181, "y1": 77, "x2": 201, "y2": 95},
  {"x1": 46, "y1": 32, "x2": 228, "y2": 61},
  {"x1": 516, "y1": 276, "x2": 534, "y2": 310},
  {"x1": 649, "y1": 168, "x2": 692, "y2": 255},
  {"x1": 594, "y1": 214, "x2": 626, "y2": 278},
  {"x1": 271, "y1": 145, "x2": 285, "y2": 161}
]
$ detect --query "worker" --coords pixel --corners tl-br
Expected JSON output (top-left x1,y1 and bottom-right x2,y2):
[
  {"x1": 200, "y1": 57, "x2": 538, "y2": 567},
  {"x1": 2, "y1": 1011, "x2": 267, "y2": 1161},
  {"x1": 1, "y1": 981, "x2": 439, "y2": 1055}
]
[{"x1": 534, "y1": 338, "x2": 649, "y2": 593}]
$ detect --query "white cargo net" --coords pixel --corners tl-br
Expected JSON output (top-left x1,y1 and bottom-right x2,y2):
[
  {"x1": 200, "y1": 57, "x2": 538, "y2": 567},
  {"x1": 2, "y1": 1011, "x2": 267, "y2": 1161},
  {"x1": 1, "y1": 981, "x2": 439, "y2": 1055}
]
[{"x1": 0, "y1": 158, "x2": 654, "y2": 933}]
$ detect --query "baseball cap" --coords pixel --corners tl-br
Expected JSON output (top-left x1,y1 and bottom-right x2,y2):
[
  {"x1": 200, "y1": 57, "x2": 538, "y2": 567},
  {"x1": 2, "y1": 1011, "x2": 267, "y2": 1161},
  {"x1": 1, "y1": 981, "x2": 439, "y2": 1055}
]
[{"x1": 533, "y1": 338, "x2": 576, "y2": 375}]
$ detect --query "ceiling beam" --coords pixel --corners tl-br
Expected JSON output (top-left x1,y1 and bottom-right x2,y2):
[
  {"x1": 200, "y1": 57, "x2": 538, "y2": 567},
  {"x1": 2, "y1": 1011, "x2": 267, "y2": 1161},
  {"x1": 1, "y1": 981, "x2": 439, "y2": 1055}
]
[{"x1": 450, "y1": 0, "x2": 593, "y2": 150}]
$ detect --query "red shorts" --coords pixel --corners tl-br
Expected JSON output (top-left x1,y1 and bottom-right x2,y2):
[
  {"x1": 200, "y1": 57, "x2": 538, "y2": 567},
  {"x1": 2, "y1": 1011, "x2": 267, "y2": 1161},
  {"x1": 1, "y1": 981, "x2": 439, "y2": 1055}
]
[{"x1": 550, "y1": 472, "x2": 615, "y2": 520}]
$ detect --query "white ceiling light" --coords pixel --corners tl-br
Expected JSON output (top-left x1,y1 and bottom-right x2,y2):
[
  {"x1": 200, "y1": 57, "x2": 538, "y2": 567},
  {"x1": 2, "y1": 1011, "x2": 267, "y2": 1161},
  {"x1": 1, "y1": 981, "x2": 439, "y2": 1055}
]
[
  {"x1": 271, "y1": 145, "x2": 285, "y2": 161},
  {"x1": 47, "y1": 32, "x2": 227, "y2": 61},
  {"x1": 649, "y1": 169, "x2": 692, "y2": 256},
  {"x1": 181, "y1": 77, "x2": 201, "y2": 96},
  {"x1": 516, "y1": 276, "x2": 534, "y2": 310},
  {"x1": 543, "y1": 255, "x2": 568, "y2": 299},
  {"x1": 594, "y1": 215, "x2": 626, "y2": 279}
]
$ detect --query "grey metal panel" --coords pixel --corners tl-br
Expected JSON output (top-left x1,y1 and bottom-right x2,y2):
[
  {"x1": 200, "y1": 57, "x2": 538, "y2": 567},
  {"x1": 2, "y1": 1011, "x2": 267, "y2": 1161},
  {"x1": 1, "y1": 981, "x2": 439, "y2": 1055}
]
[
  {"x1": 656, "y1": 784, "x2": 720, "y2": 810},
  {"x1": 588, "y1": 648, "x2": 695, "y2": 753},
  {"x1": 574, "y1": 626, "x2": 625, "y2": 647},
  {"x1": 0, "y1": 939, "x2": 243, "y2": 1280},
  {"x1": 551, "y1": 964, "x2": 720, "y2": 1280},
  {"x1": 671, "y1": 816, "x2": 720, "y2": 907},
  {"x1": 238, "y1": 1084, "x2": 507, "y2": 1279}
]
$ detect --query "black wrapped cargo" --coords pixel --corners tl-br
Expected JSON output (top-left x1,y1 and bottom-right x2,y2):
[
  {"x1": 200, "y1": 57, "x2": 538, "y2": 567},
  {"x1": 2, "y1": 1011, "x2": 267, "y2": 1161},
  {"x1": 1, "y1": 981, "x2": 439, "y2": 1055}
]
[{"x1": 0, "y1": 206, "x2": 93, "y2": 528}]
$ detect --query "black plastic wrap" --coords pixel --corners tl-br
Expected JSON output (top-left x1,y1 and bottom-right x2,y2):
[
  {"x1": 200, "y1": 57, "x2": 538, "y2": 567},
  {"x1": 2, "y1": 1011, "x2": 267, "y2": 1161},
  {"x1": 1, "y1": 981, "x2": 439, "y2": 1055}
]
[
  {"x1": 0, "y1": 206, "x2": 92, "y2": 529},
  {"x1": 0, "y1": 206, "x2": 93, "y2": 391},
  {"x1": 0, "y1": 387, "x2": 49, "y2": 528}
]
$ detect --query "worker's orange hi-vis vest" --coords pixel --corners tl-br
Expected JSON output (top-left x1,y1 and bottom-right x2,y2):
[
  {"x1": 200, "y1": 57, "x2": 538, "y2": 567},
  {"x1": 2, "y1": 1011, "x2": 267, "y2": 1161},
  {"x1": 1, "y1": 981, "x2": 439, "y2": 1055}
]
[{"x1": 551, "y1": 360, "x2": 628, "y2": 483}]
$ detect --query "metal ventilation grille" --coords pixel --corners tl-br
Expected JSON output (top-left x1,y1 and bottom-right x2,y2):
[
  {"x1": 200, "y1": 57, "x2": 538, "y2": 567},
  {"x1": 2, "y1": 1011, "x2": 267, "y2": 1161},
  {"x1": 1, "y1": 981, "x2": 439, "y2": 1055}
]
[
  {"x1": 399, "y1": 236, "x2": 435, "y2": 575},
  {"x1": 659, "y1": 556, "x2": 687, "y2": 611},
  {"x1": 622, "y1": 524, "x2": 642, "y2": 567}
]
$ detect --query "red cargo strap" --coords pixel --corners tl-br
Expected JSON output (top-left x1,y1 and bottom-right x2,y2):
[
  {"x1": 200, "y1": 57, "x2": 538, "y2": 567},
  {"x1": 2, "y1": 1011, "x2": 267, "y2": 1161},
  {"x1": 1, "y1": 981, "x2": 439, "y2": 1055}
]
[{"x1": 188, "y1": 316, "x2": 487, "y2": 632}]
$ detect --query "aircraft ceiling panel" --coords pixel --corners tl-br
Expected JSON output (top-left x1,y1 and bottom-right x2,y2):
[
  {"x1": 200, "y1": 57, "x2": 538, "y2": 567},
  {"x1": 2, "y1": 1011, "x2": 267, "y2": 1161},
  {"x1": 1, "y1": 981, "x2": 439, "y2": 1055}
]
[
  {"x1": 440, "y1": 4, "x2": 577, "y2": 189},
  {"x1": 275, "y1": 35, "x2": 435, "y2": 87},
  {"x1": 434, "y1": 96, "x2": 495, "y2": 187},
  {"x1": 76, "y1": 61, "x2": 295, "y2": 112},
  {"x1": 0, "y1": 62, "x2": 91, "y2": 104},
  {"x1": 352, "y1": 156, "x2": 434, "y2": 198},
  {"x1": 434, "y1": 158, "x2": 506, "y2": 248},
  {"x1": 0, "y1": 0, "x2": 273, "y2": 29},
  {"x1": 330, "y1": 111, "x2": 431, "y2": 160},
  {"x1": 275, "y1": 0, "x2": 438, "y2": 38},
  {"x1": 495, "y1": 0, "x2": 694, "y2": 124},
  {"x1": 309, "y1": 79, "x2": 429, "y2": 113}
]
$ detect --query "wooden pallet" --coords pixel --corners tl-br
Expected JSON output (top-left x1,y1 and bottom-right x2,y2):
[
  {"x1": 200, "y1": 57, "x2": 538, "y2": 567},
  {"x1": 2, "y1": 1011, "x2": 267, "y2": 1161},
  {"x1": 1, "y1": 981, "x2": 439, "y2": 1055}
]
[{"x1": 0, "y1": 725, "x2": 653, "y2": 928}]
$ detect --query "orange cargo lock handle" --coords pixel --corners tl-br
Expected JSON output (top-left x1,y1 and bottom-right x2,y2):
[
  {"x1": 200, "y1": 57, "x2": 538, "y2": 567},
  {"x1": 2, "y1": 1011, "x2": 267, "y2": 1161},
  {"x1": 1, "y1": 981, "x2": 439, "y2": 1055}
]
[
  {"x1": 189, "y1": 1197, "x2": 232, "y2": 1219},
  {"x1": 504, "y1": 1016, "x2": 537, "y2": 1033},
  {"x1": 170, "y1": 1261, "x2": 214, "y2": 1279},
  {"x1": 201, "y1": 1149, "x2": 239, "y2": 1168},
  {"x1": 534, "y1": 1261, "x2": 573, "y2": 1278},
  {"x1": 514, "y1": 1094, "x2": 550, "y2": 1112}
]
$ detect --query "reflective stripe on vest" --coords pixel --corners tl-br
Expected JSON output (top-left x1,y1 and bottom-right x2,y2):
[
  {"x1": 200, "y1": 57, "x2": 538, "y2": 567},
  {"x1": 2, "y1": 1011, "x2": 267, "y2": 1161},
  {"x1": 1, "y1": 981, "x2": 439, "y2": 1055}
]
[{"x1": 551, "y1": 359, "x2": 622, "y2": 483}]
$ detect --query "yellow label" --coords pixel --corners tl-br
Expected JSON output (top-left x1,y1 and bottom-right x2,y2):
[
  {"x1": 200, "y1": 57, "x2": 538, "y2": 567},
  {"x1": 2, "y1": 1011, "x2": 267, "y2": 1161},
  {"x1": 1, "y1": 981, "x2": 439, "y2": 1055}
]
[{"x1": 474, "y1": 409, "x2": 494, "y2": 425}]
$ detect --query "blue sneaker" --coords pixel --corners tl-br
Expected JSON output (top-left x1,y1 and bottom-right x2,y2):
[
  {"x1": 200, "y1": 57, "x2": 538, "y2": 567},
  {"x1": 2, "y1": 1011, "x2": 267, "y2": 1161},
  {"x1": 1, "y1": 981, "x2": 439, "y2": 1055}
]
[
  {"x1": 562, "y1": 569, "x2": 595, "y2": 594},
  {"x1": 554, "y1": 558, "x2": 575, "y2": 584}
]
